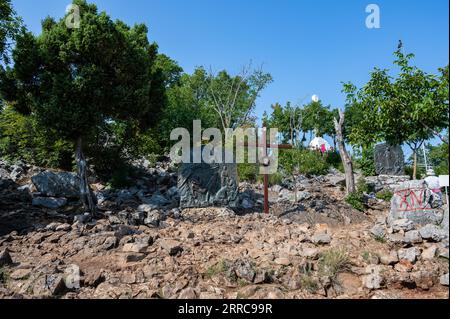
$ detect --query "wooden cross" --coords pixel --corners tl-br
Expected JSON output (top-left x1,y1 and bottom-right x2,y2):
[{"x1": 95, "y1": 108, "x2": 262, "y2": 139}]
[{"x1": 241, "y1": 126, "x2": 293, "y2": 214}]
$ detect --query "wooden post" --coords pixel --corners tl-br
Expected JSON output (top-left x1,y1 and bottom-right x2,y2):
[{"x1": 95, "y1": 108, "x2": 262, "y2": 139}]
[{"x1": 239, "y1": 128, "x2": 293, "y2": 215}]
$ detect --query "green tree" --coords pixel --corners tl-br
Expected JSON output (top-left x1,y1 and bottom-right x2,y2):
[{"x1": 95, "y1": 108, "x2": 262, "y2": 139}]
[
  {"x1": 0, "y1": 0, "x2": 167, "y2": 214},
  {"x1": 342, "y1": 47, "x2": 448, "y2": 179},
  {"x1": 0, "y1": 0, "x2": 22, "y2": 65},
  {"x1": 302, "y1": 100, "x2": 335, "y2": 144},
  {"x1": 207, "y1": 65, "x2": 273, "y2": 132}
]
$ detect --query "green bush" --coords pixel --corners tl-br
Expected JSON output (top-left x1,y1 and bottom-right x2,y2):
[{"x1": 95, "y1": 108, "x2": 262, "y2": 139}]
[
  {"x1": 325, "y1": 151, "x2": 342, "y2": 169},
  {"x1": 354, "y1": 147, "x2": 376, "y2": 176},
  {"x1": 0, "y1": 106, "x2": 74, "y2": 170},
  {"x1": 238, "y1": 162, "x2": 259, "y2": 183},
  {"x1": 345, "y1": 192, "x2": 365, "y2": 211},
  {"x1": 345, "y1": 177, "x2": 369, "y2": 211},
  {"x1": 376, "y1": 189, "x2": 393, "y2": 201},
  {"x1": 356, "y1": 176, "x2": 371, "y2": 194},
  {"x1": 279, "y1": 148, "x2": 329, "y2": 177}
]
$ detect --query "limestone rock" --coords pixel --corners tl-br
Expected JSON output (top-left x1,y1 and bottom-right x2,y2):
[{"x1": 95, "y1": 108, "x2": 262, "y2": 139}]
[
  {"x1": 32, "y1": 197, "x2": 67, "y2": 209},
  {"x1": 159, "y1": 239, "x2": 183, "y2": 256},
  {"x1": 31, "y1": 171, "x2": 80, "y2": 198}
]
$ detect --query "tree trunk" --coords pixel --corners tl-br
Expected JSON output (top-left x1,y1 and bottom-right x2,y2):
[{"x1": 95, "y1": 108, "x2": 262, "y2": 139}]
[
  {"x1": 413, "y1": 150, "x2": 417, "y2": 180},
  {"x1": 76, "y1": 137, "x2": 97, "y2": 216},
  {"x1": 334, "y1": 110, "x2": 355, "y2": 194}
]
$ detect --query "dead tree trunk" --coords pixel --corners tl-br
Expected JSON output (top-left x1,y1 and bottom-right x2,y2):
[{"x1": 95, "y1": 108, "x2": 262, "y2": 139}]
[
  {"x1": 412, "y1": 151, "x2": 417, "y2": 180},
  {"x1": 334, "y1": 110, "x2": 355, "y2": 194},
  {"x1": 76, "y1": 137, "x2": 97, "y2": 216}
]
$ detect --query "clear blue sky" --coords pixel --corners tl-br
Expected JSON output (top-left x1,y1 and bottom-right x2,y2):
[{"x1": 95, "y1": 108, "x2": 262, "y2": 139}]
[{"x1": 11, "y1": 0, "x2": 450, "y2": 156}]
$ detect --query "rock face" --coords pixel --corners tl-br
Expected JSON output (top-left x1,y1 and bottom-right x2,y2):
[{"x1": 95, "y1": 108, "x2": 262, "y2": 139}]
[
  {"x1": 388, "y1": 180, "x2": 444, "y2": 226},
  {"x1": 365, "y1": 175, "x2": 410, "y2": 193},
  {"x1": 32, "y1": 197, "x2": 67, "y2": 209},
  {"x1": 178, "y1": 162, "x2": 239, "y2": 209},
  {"x1": 374, "y1": 143, "x2": 405, "y2": 175},
  {"x1": 32, "y1": 171, "x2": 80, "y2": 198}
]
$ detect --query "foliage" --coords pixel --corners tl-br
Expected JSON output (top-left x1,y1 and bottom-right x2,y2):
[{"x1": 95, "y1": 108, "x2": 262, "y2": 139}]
[
  {"x1": 345, "y1": 192, "x2": 365, "y2": 211},
  {"x1": 428, "y1": 141, "x2": 449, "y2": 175},
  {"x1": 279, "y1": 148, "x2": 329, "y2": 177},
  {"x1": 0, "y1": 0, "x2": 23, "y2": 64},
  {"x1": 324, "y1": 151, "x2": 342, "y2": 170},
  {"x1": 318, "y1": 248, "x2": 350, "y2": 281},
  {"x1": 237, "y1": 162, "x2": 259, "y2": 183},
  {"x1": 207, "y1": 65, "x2": 273, "y2": 131},
  {"x1": 376, "y1": 189, "x2": 393, "y2": 202},
  {"x1": 0, "y1": 0, "x2": 167, "y2": 175},
  {"x1": 345, "y1": 177, "x2": 368, "y2": 211},
  {"x1": 0, "y1": 105, "x2": 73, "y2": 169},
  {"x1": 264, "y1": 100, "x2": 337, "y2": 148},
  {"x1": 342, "y1": 47, "x2": 448, "y2": 178},
  {"x1": 353, "y1": 147, "x2": 376, "y2": 176}
]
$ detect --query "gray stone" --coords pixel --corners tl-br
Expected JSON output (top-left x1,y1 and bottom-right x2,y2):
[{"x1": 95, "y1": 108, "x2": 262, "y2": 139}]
[
  {"x1": 144, "y1": 210, "x2": 162, "y2": 227},
  {"x1": 380, "y1": 251, "x2": 399, "y2": 266},
  {"x1": 241, "y1": 198, "x2": 254, "y2": 209},
  {"x1": 0, "y1": 249, "x2": 13, "y2": 267},
  {"x1": 387, "y1": 233, "x2": 405, "y2": 244},
  {"x1": 10, "y1": 165, "x2": 24, "y2": 181},
  {"x1": 363, "y1": 266, "x2": 383, "y2": 290},
  {"x1": 404, "y1": 230, "x2": 422, "y2": 244},
  {"x1": 117, "y1": 189, "x2": 134, "y2": 202},
  {"x1": 391, "y1": 219, "x2": 415, "y2": 232},
  {"x1": 233, "y1": 259, "x2": 256, "y2": 282},
  {"x1": 0, "y1": 167, "x2": 11, "y2": 180},
  {"x1": 178, "y1": 287, "x2": 198, "y2": 299},
  {"x1": 370, "y1": 224, "x2": 386, "y2": 238},
  {"x1": 167, "y1": 186, "x2": 179, "y2": 199},
  {"x1": 178, "y1": 158, "x2": 239, "y2": 209},
  {"x1": 312, "y1": 233, "x2": 332, "y2": 245},
  {"x1": 389, "y1": 180, "x2": 444, "y2": 226},
  {"x1": 419, "y1": 224, "x2": 447, "y2": 241},
  {"x1": 159, "y1": 239, "x2": 183, "y2": 256},
  {"x1": 73, "y1": 213, "x2": 91, "y2": 224},
  {"x1": 142, "y1": 194, "x2": 170, "y2": 207},
  {"x1": 421, "y1": 246, "x2": 438, "y2": 260},
  {"x1": 374, "y1": 143, "x2": 405, "y2": 175},
  {"x1": 398, "y1": 247, "x2": 421, "y2": 263},
  {"x1": 31, "y1": 171, "x2": 80, "y2": 198},
  {"x1": 440, "y1": 273, "x2": 449, "y2": 286},
  {"x1": 55, "y1": 223, "x2": 71, "y2": 231},
  {"x1": 32, "y1": 197, "x2": 67, "y2": 209},
  {"x1": 102, "y1": 236, "x2": 117, "y2": 250},
  {"x1": 123, "y1": 243, "x2": 148, "y2": 253}
]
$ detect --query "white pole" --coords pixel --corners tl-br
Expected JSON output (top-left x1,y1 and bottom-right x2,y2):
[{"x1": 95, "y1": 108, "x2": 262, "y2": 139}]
[{"x1": 422, "y1": 143, "x2": 428, "y2": 171}]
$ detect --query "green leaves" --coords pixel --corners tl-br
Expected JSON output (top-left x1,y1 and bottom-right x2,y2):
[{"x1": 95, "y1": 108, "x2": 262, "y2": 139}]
[
  {"x1": 342, "y1": 47, "x2": 448, "y2": 150},
  {"x1": 1, "y1": 0, "x2": 166, "y2": 142}
]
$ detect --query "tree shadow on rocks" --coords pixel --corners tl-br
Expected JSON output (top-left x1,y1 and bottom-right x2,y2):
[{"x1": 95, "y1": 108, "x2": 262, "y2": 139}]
[{"x1": 0, "y1": 177, "x2": 77, "y2": 237}]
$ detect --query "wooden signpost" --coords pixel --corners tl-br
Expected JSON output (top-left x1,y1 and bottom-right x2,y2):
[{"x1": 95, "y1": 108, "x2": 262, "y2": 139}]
[{"x1": 241, "y1": 126, "x2": 293, "y2": 214}]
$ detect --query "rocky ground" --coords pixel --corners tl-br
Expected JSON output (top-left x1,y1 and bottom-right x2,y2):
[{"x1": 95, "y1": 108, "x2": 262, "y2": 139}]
[{"x1": 0, "y1": 160, "x2": 448, "y2": 299}]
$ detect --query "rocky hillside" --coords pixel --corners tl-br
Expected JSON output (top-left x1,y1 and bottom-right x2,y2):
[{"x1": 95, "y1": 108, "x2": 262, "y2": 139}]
[{"x1": 0, "y1": 160, "x2": 448, "y2": 299}]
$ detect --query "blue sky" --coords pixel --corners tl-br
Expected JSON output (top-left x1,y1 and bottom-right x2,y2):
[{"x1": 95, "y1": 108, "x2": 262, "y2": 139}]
[{"x1": 11, "y1": 0, "x2": 450, "y2": 156}]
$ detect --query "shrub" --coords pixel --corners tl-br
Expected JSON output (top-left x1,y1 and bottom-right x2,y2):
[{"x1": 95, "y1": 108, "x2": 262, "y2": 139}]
[
  {"x1": 325, "y1": 151, "x2": 342, "y2": 169},
  {"x1": 238, "y1": 162, "x2": 259, "y2": 183},
  {"x1": 376, "y1": 189, "x2": 393, "y2": 201},
  {"x1": 318, "y1": 248, "x2": 350, "y2": 281},
  {"x1": 345, "y1": 192, "x2": 365, "y2": 211},
  {"x1": 280, "y1": 148, "x2": 329, "y2": 177},
  {"x1": 0, "y1": 106, "x2": 74, "y2": 170},
  {"x1": 354, "y1": 147, "x2": 376, "y2": 176}
]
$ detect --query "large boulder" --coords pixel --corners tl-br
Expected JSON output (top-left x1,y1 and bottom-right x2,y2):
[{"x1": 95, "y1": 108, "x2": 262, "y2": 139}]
[
  {"x1": 32, "y1": 197, "x2": 67, "y2": 209},
  {"x1": 32, "y1": 171, "x2": 80, "y2": 198},
  {"x1": 388, "y1": 180, "x2": 444, "y2": 226}
]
